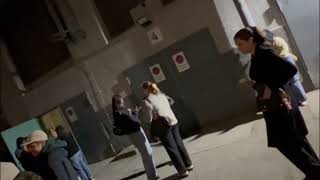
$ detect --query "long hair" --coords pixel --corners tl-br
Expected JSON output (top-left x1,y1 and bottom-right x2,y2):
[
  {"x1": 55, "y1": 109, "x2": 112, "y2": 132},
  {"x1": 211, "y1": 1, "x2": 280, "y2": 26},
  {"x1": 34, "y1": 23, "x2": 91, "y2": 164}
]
[
  {"x1": 16, "y1": 137, "x2": 25, "y2": 149},
  {"x1": 272, "y1": 37, "x2": 298, "y2": 61},
  {"x1": 55, "y1": 126, "x2": 67, "y2": 140},
  {"x1": 112, "y1": 95, "x2": 123, "y2": 118},
  {"x1": 142, "y1": 81, "x2": 160, "y2": 95},
  {"x1": 234, "y1": 26, "x2": 267, "y2": 45}
]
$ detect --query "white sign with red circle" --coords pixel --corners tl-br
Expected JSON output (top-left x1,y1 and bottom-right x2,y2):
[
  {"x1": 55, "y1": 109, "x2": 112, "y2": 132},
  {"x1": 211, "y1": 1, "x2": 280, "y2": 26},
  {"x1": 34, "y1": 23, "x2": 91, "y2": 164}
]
[
  {"x1": 172, "y1": 51, "x2": 190, "y2": 72},
  {"x1": 149, "y1": 64, "x2": 166, "y2": 83}
]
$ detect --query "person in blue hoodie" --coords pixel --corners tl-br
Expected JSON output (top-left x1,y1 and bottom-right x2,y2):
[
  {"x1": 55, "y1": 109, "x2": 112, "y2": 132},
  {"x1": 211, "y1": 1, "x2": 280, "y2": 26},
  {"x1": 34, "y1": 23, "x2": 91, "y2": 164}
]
[{"x1": 55, "y1": 126, "x2": 94, "y2": 180}]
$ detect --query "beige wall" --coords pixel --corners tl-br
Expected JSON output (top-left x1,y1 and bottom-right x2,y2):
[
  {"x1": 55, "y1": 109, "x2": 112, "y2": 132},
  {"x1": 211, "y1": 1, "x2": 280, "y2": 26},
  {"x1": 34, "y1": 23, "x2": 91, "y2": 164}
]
[
  {"x1": 1, "y1": 0, "x2": 287, "y2": 125},
  {"x1": 0, "y1": 42, "x2": 29, "y2": 126}
]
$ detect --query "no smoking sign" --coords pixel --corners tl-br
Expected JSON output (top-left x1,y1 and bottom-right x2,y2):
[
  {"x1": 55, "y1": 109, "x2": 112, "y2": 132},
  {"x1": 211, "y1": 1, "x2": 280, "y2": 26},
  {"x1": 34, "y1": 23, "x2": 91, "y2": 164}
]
[
  {"x1": 172, "y1": 51, "x2": 190, "y2": 72},
  {"x1": 149, "y1": 64, "x2": 166, "y2": 83}
]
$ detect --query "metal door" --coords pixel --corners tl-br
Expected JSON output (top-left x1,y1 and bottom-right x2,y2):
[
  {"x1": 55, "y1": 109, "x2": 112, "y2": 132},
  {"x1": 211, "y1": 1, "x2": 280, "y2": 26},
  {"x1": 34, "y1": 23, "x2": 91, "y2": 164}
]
[
  {"x1": 59, "y1": 93, "x2": 114, "y2": 163},
  {"x1": 125, "y1": 47, "x2": 201, "y2": 139}
]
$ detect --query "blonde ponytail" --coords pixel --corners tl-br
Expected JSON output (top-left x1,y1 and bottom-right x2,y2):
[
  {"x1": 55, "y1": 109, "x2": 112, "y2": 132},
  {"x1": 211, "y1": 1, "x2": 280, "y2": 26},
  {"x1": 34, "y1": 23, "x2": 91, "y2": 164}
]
[{"x1": 142, "y1": 81, "x2": 160, "y2": 95}]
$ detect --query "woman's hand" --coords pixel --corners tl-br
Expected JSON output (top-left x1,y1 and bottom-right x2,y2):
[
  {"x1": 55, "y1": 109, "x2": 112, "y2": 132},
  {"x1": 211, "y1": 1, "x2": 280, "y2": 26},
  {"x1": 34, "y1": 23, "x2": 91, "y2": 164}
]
[{"x1": 134, "y1": 106, "x2": 142, "y2": 113}]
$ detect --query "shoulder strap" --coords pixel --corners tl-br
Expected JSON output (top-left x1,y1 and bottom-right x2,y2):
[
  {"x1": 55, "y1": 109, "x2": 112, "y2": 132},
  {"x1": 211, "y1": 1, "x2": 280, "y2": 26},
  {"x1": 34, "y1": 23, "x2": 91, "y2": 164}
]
[{"x1": 144, "y1": 98, "x2": 159, "y2": 115}]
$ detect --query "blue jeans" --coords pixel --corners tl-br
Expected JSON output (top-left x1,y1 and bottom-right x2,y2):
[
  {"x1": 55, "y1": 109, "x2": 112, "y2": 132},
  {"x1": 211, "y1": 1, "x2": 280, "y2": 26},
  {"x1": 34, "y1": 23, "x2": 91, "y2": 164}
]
[
  {"x1": 284, "y1": 55, "x2": 307, "y2": 103},
  {"x1": 70, "y1": 151, "x2": 93, "y2": 180},
  {"x1": 129, "y1": 128, "x2": 158, "y2": 180},
  {"x1": 291, "y1": 80, "x2": 307, "y2": 103}
]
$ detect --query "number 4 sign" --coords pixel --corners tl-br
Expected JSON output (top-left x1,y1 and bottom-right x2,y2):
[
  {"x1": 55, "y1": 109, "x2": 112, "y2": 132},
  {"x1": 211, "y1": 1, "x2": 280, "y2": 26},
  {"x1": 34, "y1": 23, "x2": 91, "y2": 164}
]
[{"x1": 172, "y1": 51, "x2": 191, "y2": 72}]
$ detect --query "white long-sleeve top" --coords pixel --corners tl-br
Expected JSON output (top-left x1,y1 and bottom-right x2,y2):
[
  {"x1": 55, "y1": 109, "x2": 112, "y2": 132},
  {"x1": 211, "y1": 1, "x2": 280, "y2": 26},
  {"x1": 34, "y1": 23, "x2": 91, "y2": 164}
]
[{"x1": 141, "y1": 93, "x2": 178, "y2": 126}]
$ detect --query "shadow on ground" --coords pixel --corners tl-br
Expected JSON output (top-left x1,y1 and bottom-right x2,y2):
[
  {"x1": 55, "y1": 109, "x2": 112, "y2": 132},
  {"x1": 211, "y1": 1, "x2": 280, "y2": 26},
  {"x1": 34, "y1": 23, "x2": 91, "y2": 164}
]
[
  {"x1": 188, "y1": 112, "x2": 263, "y2": 142},
  {"x1": 113, "y1": 112, "x2": 263, "y2": 179},
  {"x1": 120, "y1": 161, "x2": 173, "y2": 180},
  {"x1": 110, "y1": 150, "x2": 137, "y2": 163},
  {"x1": 161, "y1": 174, "x2": 180, "y2": 180}
]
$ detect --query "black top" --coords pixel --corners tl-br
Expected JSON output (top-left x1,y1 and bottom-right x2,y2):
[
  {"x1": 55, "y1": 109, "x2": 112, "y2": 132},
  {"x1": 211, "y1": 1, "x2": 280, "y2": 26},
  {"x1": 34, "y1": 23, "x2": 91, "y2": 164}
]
[
  {"x1": 249, "y1": 45, "x2": 308, "y2": 147},
  {"x1": 113, "y1": 109, "x2": 141, "y2": 135},
  {"x1": 18, "y1": 150, "x2": 54, "y2": 179},
  {"x1": 58, "y1": 134, "x2": 79, "y2": 157},
  {"x1": 250, "y1": 45, "x2": 297, "y2": 90},
  {"x1": 23, "y1": 151, "x2": 56, "y2": 180}
]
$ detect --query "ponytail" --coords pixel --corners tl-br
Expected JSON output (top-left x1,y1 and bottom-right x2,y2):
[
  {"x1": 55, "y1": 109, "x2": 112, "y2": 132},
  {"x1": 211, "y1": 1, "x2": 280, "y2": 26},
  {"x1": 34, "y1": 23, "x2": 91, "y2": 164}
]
[
  {"x1": 142, "y1": 81, "x2": 160, "y2": 95},
  {"x1": 112, "y1": 95, "x2": 123, "y2": 117},
  {"x1": 234, "y1": 26, "x2": 267, "y2": 45}
]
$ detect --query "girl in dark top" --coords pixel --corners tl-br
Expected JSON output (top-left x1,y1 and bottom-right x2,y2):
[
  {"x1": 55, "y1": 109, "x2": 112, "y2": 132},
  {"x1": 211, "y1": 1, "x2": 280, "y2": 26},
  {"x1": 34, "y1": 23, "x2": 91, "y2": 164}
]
[
  {"x1": 55, "y1": 126, "x2": 94, "y2": 180},
  {"x1": 112, "y1": 95, "x2": 159, "y2": 180},
  {"x1": 234, "y1": 27, "x2": 320, "y2": 180}
]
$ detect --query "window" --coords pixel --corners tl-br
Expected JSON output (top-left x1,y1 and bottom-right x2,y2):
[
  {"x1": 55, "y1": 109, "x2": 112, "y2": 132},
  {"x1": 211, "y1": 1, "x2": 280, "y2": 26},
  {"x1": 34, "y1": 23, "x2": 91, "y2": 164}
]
[
  {"x1": 0, "y1": 0, "x2": 71, "y2": 85},
  {"x1": 93, "y1": 0, "x2": 144, "y2": 38}
]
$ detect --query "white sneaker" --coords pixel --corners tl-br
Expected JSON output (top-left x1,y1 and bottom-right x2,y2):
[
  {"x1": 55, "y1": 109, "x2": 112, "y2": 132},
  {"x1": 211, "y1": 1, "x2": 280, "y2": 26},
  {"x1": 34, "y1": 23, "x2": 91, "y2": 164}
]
[
  {"x1": 186, "y1": 165, "x2": 194, "y2": 171},
  {"x1": 178, "y1": 171, "x2": 189, "y2": 178},
  {"x1": 300, "y1": 101, "x2": 308, "y2": 106}
]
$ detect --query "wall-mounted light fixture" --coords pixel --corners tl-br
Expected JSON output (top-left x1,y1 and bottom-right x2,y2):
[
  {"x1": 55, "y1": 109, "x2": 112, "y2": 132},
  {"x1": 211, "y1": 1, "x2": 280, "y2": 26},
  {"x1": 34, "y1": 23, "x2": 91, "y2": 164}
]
[{"x1": 130, "y1": 3, "x2": 153, "y2": 28}]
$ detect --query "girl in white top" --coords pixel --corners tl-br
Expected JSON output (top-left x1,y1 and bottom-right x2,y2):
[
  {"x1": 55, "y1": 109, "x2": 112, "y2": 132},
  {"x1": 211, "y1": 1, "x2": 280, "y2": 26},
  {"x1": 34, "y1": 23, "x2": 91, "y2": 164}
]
[
  {"x1": 141, "y1": 82, "x2": 193, "y2": 178},
  {"x1": 142, "y1": 88, "x2": 177, "y2": 126}
]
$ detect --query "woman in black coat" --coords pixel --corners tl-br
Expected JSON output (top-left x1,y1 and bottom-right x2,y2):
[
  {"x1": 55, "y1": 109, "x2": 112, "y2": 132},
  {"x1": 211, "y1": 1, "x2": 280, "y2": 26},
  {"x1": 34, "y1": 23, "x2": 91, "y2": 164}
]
[{"x1": 234, "y1": 27, "x2": 320, "y2": 179}]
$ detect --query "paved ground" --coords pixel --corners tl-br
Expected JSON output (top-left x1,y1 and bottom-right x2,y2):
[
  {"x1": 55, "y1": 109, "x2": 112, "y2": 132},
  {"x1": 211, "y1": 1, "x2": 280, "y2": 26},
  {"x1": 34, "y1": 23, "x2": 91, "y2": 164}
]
[{"x1": 90, "y1": 90, "x2": 319, "y2": 180}]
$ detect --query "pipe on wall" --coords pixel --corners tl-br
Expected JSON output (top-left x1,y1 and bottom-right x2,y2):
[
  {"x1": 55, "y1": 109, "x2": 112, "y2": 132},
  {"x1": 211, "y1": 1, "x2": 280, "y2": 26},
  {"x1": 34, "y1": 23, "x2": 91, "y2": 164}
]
[{"x1": 235, "y1": 0, "x2": 256, "y2": 27}]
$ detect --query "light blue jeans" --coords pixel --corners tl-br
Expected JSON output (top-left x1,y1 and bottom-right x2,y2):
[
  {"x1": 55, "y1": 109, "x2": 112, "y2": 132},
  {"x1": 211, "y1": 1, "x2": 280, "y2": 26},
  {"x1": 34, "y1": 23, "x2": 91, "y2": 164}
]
[
  {"x1": 129, "y1": 128, "x2": 158, "y2": 180},
  {"x1": 285, "y1": 55, "x2": 307, "y2": 103},
  {"x1": 70, "y1": 151, "x2": 93, "y2": 180}
]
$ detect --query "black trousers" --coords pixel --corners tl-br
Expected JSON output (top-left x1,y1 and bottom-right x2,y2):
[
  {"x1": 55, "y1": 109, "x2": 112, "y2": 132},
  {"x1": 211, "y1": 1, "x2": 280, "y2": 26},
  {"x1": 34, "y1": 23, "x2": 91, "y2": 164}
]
[
  {"x1": 159, "y1": 124, "x2": 192, "y2": 173},
  {"x1": 277, "y1": 138, "x2": 320, "y2": 178}
]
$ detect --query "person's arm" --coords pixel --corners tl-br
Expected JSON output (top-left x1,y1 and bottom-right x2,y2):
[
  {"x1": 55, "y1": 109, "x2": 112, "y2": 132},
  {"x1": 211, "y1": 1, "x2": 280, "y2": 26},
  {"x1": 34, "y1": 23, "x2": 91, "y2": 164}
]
[
  {"x1": 166, "y1": 95, "x2": 175, "y2": 106},
  {"x1": 48, "y1": 151, "x2": 69, "y2": 180},
  {"x1": 118, "y1": 108, "x2": 140, "y2": 124},
  {"x1": 140, "y1": 100, "x2": 153, "y2": 123},
  {"x1": 283, "y1": 55, "x2": 297, "y2": 67},
  {"x1": 48, "y1": 138, "x2": 67, "y2": 149}
]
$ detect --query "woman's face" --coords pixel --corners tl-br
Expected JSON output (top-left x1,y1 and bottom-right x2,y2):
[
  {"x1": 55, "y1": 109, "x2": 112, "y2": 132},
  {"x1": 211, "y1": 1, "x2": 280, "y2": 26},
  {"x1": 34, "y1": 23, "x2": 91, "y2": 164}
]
[
  {"x1": 143, "y1": 88, "x2": 149, "y2": 96},
  {"x1": 234, "y1": 38, "x2": 253, "y2": 55},
  {"x1": 118, "y1": 98, "x2": 125, "y2": 108}
]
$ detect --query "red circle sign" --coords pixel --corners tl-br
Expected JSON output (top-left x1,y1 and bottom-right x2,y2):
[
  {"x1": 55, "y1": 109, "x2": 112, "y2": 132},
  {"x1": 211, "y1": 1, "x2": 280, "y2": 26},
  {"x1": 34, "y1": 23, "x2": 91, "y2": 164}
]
[
  {"x1": 152, "y1": 67, "x2": 160, "y2": 75},
  {"x1": 175, "y1": 55, "x2": 184, "y2": 64}
]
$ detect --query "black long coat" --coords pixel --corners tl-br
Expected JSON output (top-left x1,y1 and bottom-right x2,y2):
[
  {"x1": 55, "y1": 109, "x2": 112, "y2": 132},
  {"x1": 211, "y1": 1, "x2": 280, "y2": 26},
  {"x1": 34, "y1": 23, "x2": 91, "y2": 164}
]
[{"x1": 250, "y1": 45, "x2": 308, "y2": 147}]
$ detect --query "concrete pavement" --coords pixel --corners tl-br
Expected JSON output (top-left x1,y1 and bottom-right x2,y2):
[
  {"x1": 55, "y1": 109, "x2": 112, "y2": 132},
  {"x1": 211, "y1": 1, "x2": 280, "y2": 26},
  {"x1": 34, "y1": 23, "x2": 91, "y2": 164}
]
[{"x1": 90, "y1": 90, "x2": 319, "y2": 180}]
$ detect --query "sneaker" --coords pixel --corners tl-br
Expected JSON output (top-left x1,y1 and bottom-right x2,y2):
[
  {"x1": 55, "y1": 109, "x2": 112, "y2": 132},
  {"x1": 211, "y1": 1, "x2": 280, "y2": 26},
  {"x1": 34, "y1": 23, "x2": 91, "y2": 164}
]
[
  {"x1": 186, "y1": 165, "x2": 194, "y2": 171},
  {"x1": 156, "y1": 175, "x2": 160, "y2": 179},
  {"x1": 178, "y1": 171, "x2": 189, "y2": 178},
  {"x1": 300, "y1": 101, "x2": 308, "y2": 106}
]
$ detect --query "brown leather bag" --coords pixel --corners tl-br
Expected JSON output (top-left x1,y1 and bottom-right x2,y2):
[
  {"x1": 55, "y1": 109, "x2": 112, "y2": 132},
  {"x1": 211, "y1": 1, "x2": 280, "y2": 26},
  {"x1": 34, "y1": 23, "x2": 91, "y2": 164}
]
[{"x1": 145, "y1": 99, "x2": 170, "y2": 137}]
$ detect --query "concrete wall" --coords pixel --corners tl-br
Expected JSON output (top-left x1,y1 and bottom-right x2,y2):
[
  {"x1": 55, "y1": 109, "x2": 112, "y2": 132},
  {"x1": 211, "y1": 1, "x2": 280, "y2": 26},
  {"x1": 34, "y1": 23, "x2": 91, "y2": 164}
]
[
  {"x1": 232, "y1": 0, "x2": 316, "y2": 90},
  {"x1": 1, "y1": 0, "x2": 294, "y2": 125},
  {"x1": 0, "y1": 42, "x2": 29, "y2": 126},
  {"x1": 276, "y1": 0, "x2": 319, "y2": 88}
]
